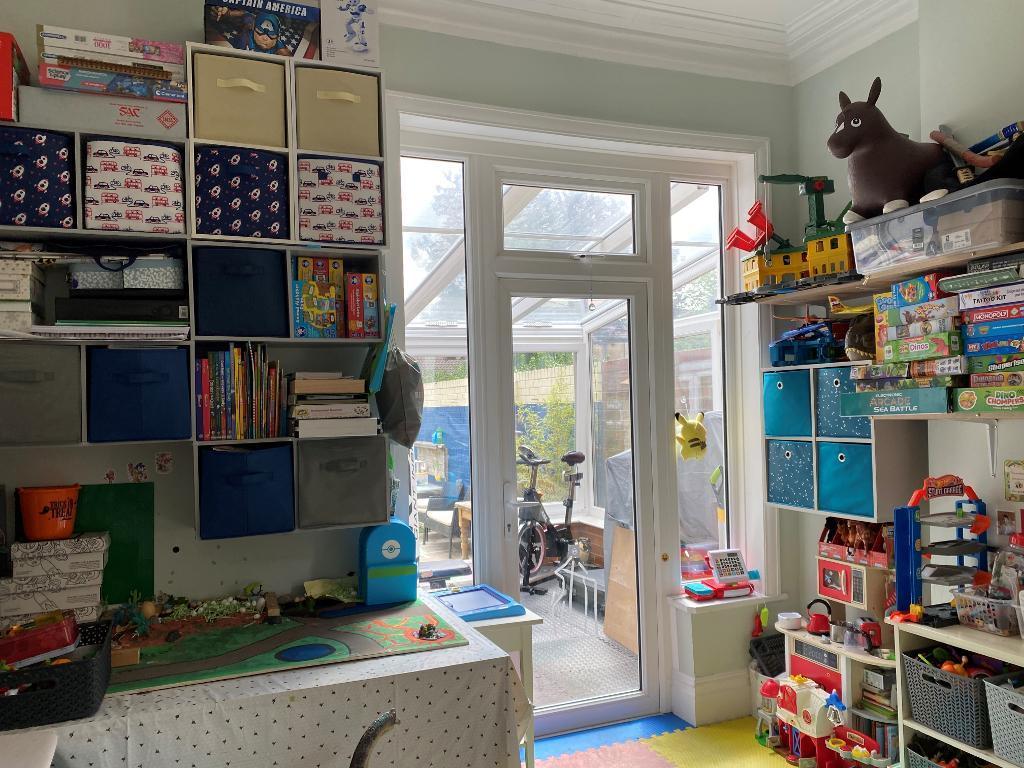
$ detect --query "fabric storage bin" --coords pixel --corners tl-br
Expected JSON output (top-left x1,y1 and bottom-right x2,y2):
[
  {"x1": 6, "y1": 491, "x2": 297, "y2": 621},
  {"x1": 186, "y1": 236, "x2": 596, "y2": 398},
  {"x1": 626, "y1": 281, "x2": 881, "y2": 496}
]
[
  {"x1": 297, "y1": 156, "x2": 383, "y2": 244},
  {"x1": 763, "y1": 370, "x2": 812, "y2": 437},
  {"x1": 87, "y1": 347, "x2": 190, "y2": 442},
  {"x1": 192, "y1": 247, "x2": 289, "y2": 337},
  {"x1": 194, "y1": 146, "x2": 289, "y2": 239},
  {"x1": 296, "y1": 436, "x2": 388, "y2": 529},
  {"x1": 0, "y1": 126, "x2": 75, "y2": 229},
  {"x1": 766, "y1": 439, "x2": 814, "y2": 509},
  {"x1": 904, "y1": 650, "x2": 992, "y2": 748},
  {"x1": 294, "y1": 66, "x2": 380, "y2": 156},
  {"x1": 816, "y1": 442, "x2": 873, "y2": 517},
  {"x1": 199, "y1": 443, "x2": 294, "y2": 539},
  {"x1": 0, "y1": 344, "x2": 81, "y2": 445},
  {"x1": 83, "y1": 139, "x2": 184, "y2": 233},
  {"x1": 815, "y1": 366, "x2": 871, "y2": 438},
  {"x1": 984, "y1": 672, "x2": 1024, "y2": 766},
  {"x1": 192, "y1": 53, "x2": 287, "y2": 148}
]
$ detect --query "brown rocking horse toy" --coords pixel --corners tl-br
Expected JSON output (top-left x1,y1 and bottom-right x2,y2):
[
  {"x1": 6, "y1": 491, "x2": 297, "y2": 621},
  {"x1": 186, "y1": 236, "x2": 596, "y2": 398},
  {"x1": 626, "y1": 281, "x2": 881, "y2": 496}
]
[{"x1": 827, "y1": 77, "x2": 952, "y2": 224}]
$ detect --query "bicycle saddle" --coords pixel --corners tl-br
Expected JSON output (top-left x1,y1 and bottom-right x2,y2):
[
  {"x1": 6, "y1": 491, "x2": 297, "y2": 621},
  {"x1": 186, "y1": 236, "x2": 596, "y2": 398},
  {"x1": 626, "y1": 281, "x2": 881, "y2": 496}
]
[
  {"x1": 561, "y1": 451, "x2": 586, "y2": 466},
  {"x1": 517, "y1": 445, "x2": 551, "y2": 465}
]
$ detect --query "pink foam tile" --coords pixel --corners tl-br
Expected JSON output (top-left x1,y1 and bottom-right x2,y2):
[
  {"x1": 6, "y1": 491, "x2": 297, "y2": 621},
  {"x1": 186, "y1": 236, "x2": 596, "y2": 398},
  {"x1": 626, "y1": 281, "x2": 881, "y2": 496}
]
[{"x1": 534, "y1": 741, "x2": 677, "y2": 768}]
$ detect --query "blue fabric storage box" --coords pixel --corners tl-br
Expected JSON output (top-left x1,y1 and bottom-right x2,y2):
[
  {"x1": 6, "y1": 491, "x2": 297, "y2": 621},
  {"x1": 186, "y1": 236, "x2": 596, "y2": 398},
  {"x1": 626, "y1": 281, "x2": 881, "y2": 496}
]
[
  {"x1": 194, "y1": 145, "x2": 289, "y2": 239},
  {"x1": 199, "y1": 443, "x2": 295, "y2": 539},
  {"x1": 0, "y1": 126, "x2": 75, "y2": 229},
  {"x1": 763, "y1": 370, "x2": 812, "y2": 437},
  {"x1": 766, "y1": 439, "x2": 814, "y2": 509},
  {"x1": 817, "y1": 441, "x2": 874, "y2": 517},
  {"x1": 87, "y1": 347, "x2": 190, "y2": 442},
  {"x1": 815, "y1": 366, "x2": 871, "y2": 438},
  {"x1": 192, "y1": 247, "x2": 289, "y2": 337}
]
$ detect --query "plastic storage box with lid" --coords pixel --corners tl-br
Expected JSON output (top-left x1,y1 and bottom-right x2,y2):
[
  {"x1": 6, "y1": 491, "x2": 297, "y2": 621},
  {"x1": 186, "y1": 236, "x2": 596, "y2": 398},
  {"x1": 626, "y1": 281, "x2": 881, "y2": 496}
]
[
  {"x1": 848, "y1": 179, "x2": 1024, "y2": 275},
  {"x1": 0, "y1": 126, "x2": 75, "y2": 229},
  {"x1": 198, "y1": 443, "x2": 295, "y2": 539},
  {"x1": 193, "y1": 145, "x2": 289, "y2": 239}
]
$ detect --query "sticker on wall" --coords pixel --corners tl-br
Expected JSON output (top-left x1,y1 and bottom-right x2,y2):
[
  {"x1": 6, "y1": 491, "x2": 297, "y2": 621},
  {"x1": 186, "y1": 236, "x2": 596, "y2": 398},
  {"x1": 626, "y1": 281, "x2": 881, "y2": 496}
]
[
  {"x1": 104, "y1": 469, "x2": 117, "y2": 484},
  {"x1": 998, "y1": 509, "x2": 1019, "y2": 536},
  {"x1": 155, "y1": 452, "x2": 174, "y2": 475},
  {"x1": 1006, "y1": 459, "x2": 1024, "y2": 501},
  {"x1": 127, "y1": 462, "x2": 149, "y2": 483}
]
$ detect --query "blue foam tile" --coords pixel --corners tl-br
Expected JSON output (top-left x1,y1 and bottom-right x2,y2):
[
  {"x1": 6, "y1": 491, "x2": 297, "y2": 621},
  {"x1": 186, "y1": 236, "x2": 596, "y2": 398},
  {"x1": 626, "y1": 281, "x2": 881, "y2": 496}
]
[{"x1": 524, "y1": 713, "x2": 692, "y2": 761}]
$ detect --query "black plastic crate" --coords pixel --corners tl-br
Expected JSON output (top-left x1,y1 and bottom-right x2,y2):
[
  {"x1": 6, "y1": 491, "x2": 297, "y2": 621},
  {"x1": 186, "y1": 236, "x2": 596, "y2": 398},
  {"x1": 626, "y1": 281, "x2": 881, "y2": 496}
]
[
  {"x1": 749, "y1": 633, "x2": 785, "y2": 677},
  {"x1": 0, "y1": 621, "x2": 111, "y2": 730}
]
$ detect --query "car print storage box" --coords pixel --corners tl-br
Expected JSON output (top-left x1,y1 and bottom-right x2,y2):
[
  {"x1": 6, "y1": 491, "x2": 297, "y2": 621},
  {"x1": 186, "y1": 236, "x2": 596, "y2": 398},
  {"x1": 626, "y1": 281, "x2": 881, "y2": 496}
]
[
  {"x1": 297, "y1": 155, "x2": 383, "y2": 244},
  {"x1": 193, "y1": 145, "x2": 289, "y2": 239},
  {"x1": 83, "y1": 138, "x2": 185, "y2": 233},
  {"x1": 0, "y1": 126, "x2": 75, "y2": 228}
]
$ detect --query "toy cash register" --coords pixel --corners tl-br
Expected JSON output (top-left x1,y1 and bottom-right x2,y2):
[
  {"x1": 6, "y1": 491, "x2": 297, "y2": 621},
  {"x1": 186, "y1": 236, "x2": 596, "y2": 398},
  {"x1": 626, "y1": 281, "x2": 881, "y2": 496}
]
[{"x1": 683, "y1": 548, "x2": 757, "y2": 601}]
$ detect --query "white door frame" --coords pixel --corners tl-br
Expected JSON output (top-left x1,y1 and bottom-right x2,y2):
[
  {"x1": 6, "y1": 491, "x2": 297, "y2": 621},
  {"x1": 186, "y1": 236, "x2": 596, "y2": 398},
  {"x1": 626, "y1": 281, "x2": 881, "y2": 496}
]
[{"x1": 497, "y1": 277, "x2": 659, "y2": 733}]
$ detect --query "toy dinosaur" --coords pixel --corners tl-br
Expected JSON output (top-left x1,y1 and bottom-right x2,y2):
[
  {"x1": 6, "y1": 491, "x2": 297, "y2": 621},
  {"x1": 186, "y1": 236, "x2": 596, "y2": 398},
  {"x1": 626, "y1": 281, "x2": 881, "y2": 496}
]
[{"x1": 674, "y1": 412, "x2": 707, "y2": 460}]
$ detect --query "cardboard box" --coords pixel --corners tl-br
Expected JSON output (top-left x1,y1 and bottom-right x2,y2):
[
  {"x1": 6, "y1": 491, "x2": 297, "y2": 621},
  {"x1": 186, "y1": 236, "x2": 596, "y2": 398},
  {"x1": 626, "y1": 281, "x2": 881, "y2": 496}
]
[
  {"x1": 0, "y1": 602, "x2": 102, "y2": 629},
  {"x1": 18, "y1": 86, "x2": 185, "y2": 139},
  {"x1": 9, "y1": 532, "x2": 110, "y2": 561},
  {"x1": 37, "y1": 47, "x2": 185, "y2": 83},
  {"x1": 892, "y1": 272, "x2": 952, "y2": 307},
  {"x1": 346, "y1": 272, "x2": 363, "y2": 338},
  {"x1": 863, "y1": 667, "x2": 897, "y2": 691},
  {"x1": 885, "y1": 297, "x2": 959, "y2": 326},
  {"x1": 12, "y1": 550, "x2": 108, "y2": 578},
  {"x1": 296, "y1": 256, "x2": 344, "y2": 286},
  {"x1": 965, "y1": 335, "x2": 1024, "y2": 357},
  {"x1": 849, "y1": 362, "x2": 909, "y2": 380},
  {"x1": 887, "y1": 317, "x2": 959, "y2": 340},
  {"x1": 908, "y1": 356, "x2": 967, "y2": 376},
  {"x1": 321, "y1": 0, "x2": 379, "y2": 67},
  {"x1": 293, "y1": 279, "x2": 338, "y2": 338},
  {"x1": 965, "y1": 318, "x2": 1024, "y2": 338},
  {"x1": 854, "y1": 376, "x2": 958, "y2": 392},
  {"x1": 959, "y1": 283, "x2": 1024, "y2": 311},
  {"x1": 204, "y1": 0, "x2": 321, "y2": 59},
  {"x1": 840, "y1": 388, "x2": 950, "y2": 416},
  {"x1": 37, "y1": 25, "x2": 184, "y2": 64},
  {"x1": 955, "y1": 386, "x2": 1024, "y2": 413},
  {"x1": 0, "y1": 32, "x2": 29, "y2": 121},
  {"x1": 0, "y1": 583, "x2": 103, "y2": 617},
  {"x1": 883, "y1": 332, "x2": 963, "y2": 362},
  {"x1": 361, "y1": 273, "x2": 379, "y2": 338},
  {"x1": 0, "y1": 570, "x2": 102, "y2": 597},
  {"x1": 38, "y1": 61, "x2": 187, "y2": 103},
  {"x1": 873, "y1": 291, "x2": 895, "y2": 363},
  {"x1": 963, "y1": 302, "x2": 1024, "y2": 324},
  {"x1": 0, "y1": 260, "x2": 44, "y2": 305},
  {"x1": 967, "y1": 354, "x2": 1024, "y2": 374},
  {"x1": 970, "y1": 372, "x2": 1024, "y2": 387}
]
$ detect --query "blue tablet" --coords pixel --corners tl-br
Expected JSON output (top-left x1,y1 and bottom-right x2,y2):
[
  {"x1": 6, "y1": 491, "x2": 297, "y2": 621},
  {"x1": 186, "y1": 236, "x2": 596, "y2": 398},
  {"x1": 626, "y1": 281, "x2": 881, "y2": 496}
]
[{"x1": 432, "y1": 584, "x2": 526, "y2": 621}]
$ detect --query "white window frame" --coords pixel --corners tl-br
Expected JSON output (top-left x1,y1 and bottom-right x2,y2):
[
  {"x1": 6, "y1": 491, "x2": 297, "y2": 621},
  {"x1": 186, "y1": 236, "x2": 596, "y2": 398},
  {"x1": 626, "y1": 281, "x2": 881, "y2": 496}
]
[{"x1": 385, "y1": 91, "x2": 776, "y2": 723}]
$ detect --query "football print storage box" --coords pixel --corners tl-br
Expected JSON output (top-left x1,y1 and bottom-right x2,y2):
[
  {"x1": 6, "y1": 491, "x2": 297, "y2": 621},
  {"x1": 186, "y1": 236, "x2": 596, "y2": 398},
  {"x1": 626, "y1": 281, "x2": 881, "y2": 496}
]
[
  {"x1": 194, "y1": 146, "x2": 289, "y2": 239},
  {"x1": 192, "y1": 53, "x2": 287, "y2": 148},
  {"x1": 294, "y1": 66, "x2": 380, "y2": 156},
  {"x1": 0, "y1": 126, "x2": 75, "y2": 228},
  {"x1": 297, "y1": 156, "x2": 382, "y2": 244},
  {"x1": 83, "y1": 139, "x2": 185, "y2": 233}
]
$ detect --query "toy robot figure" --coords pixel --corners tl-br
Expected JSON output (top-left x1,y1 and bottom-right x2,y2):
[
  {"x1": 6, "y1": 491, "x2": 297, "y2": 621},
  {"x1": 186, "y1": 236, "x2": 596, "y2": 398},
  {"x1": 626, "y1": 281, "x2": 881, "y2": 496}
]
[{"x1": 341, "y1": 0, "x2": 371, "y2": 52}]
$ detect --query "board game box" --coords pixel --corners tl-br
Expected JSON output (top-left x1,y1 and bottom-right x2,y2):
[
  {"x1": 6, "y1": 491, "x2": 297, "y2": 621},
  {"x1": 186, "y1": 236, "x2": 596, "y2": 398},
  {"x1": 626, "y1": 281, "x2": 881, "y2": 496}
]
[
  {"x1": 882, "y1": 332, "x2": 962, "y2": 362},
  {"x1": 892, "y1": 272, "x2": 953, "y2": 308},
  {"x1": 884, "y1": 296, "x2": 959, "y2": 326},
  {"x1": 959, "y1": 283, "x2": 1024, "y2": 311},
  {"x1": 970, "y1": 372, "x2": 1024, "y2": 387},
  {"x1": 293, "y1": 279, "x2": 339, "y2": 338},
  {"x1": 887, "y1": 317, "x2": 960, "y2": 340},
  {"x1": 963, "y1": 302, "x2": 1024, "y2": 324},
  {"x1": 955, "y1": 387, "x2": 1024, "y2": 413},
  {"x1": 967, "y1": 353, "x2": 1024, "y2": 374},
  {"x1": 965, "y1": 335, "x2": 1024, "y2": 357},
  {"x1": 204, "y1": 0, "x2": 321, "y2": 59},
  {"x1": 840, "y1": 388, "x2": 950, "y2": 416}
]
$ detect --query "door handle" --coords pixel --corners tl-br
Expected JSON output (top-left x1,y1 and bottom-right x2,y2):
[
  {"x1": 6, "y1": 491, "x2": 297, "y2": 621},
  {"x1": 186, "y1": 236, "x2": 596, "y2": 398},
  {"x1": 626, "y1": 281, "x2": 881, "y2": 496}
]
[
  {"x1": 316, "y1": 89, "x2": 360, "y2": 103},
  {"x1": 503, "y1": 481, "x2": 516, "y2": 536},
  {"x1": 217, "y1": 77, "x2": 266, "y2": 93}
]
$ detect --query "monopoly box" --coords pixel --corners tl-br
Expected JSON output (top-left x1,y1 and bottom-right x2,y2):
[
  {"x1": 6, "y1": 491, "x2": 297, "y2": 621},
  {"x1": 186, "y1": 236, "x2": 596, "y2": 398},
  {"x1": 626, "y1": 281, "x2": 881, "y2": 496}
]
[
  {"x1": 840, "y1": 388, "x2": 951, "y2": 416},
  {"x1": 954, "y1": 386, "x2": 1024, "y2": 414},
  {"x1": 882, "y1": 332, "x2": 962, "y2": 362},
  {"x1": 204, "y1": 0, "x2": 321, "y2": 59},
  {"x1": 963, "y1": 302, "x2": 1024, "y2": 324}
]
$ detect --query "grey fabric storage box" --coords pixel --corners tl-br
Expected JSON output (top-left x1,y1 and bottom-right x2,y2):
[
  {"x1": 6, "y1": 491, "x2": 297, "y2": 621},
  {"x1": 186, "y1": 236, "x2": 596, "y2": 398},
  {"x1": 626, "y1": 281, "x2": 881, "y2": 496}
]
[
  {"x1": 0, "y1": 344, "x2": 81, "y2": 445},
  {"x1": 296, "y1": 436, "x2": 388, "y2": 529}
]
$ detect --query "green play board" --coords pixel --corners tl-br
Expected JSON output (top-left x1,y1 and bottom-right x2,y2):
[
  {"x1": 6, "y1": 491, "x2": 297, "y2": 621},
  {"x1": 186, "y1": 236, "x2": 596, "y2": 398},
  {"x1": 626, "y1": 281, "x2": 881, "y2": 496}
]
[
  {"x1": 108, "y1": 599, "x2": 466, "y2": 694},
  {"x1": 76, "y1": 483, "x2": 155, "y2": 604}
]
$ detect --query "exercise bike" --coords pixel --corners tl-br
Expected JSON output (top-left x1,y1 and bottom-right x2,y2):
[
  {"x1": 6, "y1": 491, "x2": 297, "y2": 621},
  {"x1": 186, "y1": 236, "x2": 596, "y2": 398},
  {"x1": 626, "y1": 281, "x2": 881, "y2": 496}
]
[{"x1": 517, "y1": 445, "x2": 585, "y2": 594}]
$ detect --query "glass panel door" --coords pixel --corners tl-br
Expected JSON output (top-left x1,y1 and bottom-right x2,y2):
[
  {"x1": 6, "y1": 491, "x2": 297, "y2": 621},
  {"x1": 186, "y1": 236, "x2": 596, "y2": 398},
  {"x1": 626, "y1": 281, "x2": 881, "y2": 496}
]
[{"x1": 506, "y1": 289, "x2": 653, "y2": 722}]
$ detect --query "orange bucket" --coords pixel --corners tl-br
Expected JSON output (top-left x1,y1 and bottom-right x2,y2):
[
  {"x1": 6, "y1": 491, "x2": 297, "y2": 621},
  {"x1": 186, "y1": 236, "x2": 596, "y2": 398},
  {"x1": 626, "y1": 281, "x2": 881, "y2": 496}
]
[{"x1": 17, "y1": 484, "x2": 80, "y2": 541}]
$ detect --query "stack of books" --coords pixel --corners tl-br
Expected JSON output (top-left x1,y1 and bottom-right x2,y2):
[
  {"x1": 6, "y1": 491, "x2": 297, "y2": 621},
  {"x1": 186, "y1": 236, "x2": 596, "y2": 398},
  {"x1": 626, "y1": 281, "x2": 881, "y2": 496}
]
[
  {"x1": 196, "y1": 343, "x2": 285, "y2": 441},
  {"x1": 288, "y1": 373, "x2": 378, "y2": 438}
]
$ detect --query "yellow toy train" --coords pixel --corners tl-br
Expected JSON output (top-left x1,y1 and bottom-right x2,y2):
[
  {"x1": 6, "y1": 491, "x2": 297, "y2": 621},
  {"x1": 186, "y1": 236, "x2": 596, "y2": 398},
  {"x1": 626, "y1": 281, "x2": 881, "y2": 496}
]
[{"x1": 729, "y1": 175, "x2": 856, "y2": 294}]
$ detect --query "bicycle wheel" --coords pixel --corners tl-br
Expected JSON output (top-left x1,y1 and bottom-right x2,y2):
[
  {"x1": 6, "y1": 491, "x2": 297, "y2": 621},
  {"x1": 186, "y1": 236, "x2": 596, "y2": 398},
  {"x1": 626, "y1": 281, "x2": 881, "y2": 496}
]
[{"x1": 518, "y1": 521, "x2": 546, "y2": 576}]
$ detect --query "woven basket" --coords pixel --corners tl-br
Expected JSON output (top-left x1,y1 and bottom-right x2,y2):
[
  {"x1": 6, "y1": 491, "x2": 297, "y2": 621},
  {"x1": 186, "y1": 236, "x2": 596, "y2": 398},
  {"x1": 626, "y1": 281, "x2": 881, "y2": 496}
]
[
  {"x1": 905, "y1": 746, "x2": 946, "y2": 768},
  {"x1": 904, "y1": 651, "x2": 992, "y2": 748},
  {"x1": 984, "y1": 673, "x2": 1024, "y2": 766},
  {"x1": 0, "y1": 621, "x2": 111, "y2": 730}
]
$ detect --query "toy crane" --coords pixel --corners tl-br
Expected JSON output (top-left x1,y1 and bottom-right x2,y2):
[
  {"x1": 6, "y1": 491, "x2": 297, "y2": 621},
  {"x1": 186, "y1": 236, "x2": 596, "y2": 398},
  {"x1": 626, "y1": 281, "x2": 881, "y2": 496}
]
[{"x1": 758, "y1": 173, "x2": 850, "y2": 241}]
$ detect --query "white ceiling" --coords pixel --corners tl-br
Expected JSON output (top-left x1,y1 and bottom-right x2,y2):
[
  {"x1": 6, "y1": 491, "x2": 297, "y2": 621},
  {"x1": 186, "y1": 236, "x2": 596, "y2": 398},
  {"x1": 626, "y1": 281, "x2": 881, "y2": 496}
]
[{"x1": 380, "y1": 0, "x2": 919, "y2": 86}]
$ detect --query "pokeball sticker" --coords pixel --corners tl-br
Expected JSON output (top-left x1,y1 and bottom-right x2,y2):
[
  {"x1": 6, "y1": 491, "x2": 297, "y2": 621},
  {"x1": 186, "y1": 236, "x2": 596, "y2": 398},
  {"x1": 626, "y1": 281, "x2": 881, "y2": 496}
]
[{"x1": 381, "y1": 539, "x2": 401, "y2": 560}]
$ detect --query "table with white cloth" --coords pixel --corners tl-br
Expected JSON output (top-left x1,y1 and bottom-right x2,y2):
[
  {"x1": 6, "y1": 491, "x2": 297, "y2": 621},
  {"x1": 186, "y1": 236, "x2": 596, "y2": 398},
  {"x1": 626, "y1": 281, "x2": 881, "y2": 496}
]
[{"x1": 13, "y1": 597, "x2": 528, "y2": 768}]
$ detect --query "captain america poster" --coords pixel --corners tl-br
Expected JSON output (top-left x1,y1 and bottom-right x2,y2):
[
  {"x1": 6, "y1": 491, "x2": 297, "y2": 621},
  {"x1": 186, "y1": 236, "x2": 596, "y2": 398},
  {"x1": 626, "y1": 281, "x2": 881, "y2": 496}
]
[{"x1": 205, "y1": 0, "x2": 321, "y2": 59}]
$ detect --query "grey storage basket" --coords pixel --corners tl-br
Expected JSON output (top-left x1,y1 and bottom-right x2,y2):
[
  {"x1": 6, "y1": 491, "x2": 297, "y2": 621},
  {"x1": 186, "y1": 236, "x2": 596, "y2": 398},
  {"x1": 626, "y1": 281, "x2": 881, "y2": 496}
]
[
  {"x1": 984, "y1": 672, "x2": 1024, "y2": 765},
  {"x1": 904, "y1": 747, "x2": 945, "y2": 768},
  {"x1": 903, "y1": 651, "x2": 992, "y2": 748}
]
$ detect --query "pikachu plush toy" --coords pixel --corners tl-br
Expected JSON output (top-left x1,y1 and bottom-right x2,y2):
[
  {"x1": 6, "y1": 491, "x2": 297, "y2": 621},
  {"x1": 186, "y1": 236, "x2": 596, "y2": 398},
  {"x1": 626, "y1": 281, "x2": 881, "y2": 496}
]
[{"x1": 674, "y1": 412, "x2": 707, "y2": 460}]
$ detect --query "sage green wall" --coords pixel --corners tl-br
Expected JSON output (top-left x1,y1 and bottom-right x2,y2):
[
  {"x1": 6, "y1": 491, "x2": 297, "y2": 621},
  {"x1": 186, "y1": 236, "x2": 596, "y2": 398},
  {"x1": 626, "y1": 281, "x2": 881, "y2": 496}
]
[{"x1": 794, "y1": 23, "x2": 921, "y2": 223}]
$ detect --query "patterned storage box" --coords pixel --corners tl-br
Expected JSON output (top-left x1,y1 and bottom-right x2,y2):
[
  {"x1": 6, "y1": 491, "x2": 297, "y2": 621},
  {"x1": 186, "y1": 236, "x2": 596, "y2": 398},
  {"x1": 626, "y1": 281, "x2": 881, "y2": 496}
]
[
  {"x1": 0, "y1": 126, "x2": 75, "y2": 229},
  {"x1": 297, "y1": 156, "x2": 383, "y2": 244},
  {"x1": 83, "y1": 139, "x2": 185, "y2": 233},
  {"x1": 194, "y1": 146, "x2": 289, "y2": 239}
]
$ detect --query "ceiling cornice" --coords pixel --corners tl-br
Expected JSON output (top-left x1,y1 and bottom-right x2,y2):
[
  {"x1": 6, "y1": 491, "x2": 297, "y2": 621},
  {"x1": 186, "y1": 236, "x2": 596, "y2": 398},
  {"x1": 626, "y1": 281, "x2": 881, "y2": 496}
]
[{"x1": 380, "y1": 0, "x2": 919, "y2": 87}]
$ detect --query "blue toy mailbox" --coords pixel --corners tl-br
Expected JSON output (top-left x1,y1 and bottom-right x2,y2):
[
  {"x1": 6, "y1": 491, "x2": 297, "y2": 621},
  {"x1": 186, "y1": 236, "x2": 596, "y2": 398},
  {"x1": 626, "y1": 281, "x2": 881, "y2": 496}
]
[{"x1": 359, "y1": 517, "x2": 418, "y2": 606}]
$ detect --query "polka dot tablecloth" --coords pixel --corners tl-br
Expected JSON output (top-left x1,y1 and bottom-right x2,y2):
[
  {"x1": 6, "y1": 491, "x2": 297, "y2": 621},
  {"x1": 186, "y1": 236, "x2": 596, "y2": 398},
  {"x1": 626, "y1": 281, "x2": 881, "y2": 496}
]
[{"x1": 25, "y1": 602, "x2": 529, "y2": 768}]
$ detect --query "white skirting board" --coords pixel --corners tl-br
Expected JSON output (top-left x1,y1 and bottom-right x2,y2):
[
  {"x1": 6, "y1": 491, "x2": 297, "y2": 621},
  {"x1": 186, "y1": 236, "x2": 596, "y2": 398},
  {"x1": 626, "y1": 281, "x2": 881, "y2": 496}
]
[{"x1": 672, "y1": 667, "x2": 752, "y2": 726}]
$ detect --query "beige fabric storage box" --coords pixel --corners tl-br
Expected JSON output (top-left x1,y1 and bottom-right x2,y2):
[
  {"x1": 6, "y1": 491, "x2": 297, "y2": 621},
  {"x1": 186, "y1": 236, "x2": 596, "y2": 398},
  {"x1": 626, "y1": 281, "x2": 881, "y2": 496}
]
[
  {"x1": 295, "y1": 66, "x2": 380, "y2": 156},
  {"x1": 193, "y1": 53, "x2": 287, "y2": 148}
]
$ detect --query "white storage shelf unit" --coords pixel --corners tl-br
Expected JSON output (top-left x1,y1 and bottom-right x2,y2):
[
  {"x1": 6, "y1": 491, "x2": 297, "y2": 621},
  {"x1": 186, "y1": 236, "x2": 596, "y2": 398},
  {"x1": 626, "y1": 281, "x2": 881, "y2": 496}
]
[{"x1": 762, "y1": 360, "x2": 928, "y2": 522}]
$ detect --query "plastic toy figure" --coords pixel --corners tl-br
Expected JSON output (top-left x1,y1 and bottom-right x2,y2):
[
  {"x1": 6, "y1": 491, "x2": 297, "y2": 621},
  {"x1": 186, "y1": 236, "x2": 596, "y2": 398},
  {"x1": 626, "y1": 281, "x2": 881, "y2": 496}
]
[{"x1": 674, "y1": 412, "x2": 707, "y2": 460}]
